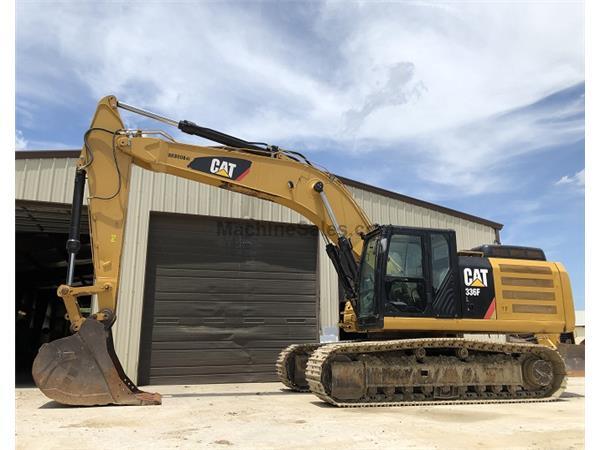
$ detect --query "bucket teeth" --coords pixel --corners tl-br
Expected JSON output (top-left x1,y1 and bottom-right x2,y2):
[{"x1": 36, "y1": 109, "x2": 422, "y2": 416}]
[{"x1": 32, "y1": 318, "x2": 161, "y2": 406}]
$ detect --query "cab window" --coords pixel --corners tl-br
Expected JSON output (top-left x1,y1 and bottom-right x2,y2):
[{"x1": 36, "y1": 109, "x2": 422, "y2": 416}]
[
  {"x1": 357, "y1": 236, "x2": 378, "y2": 318},
  {"x1": 384, "y1": 234, "x2": 426, "y2": 314},
  {"x1": 431, "y1": 233, "x2": 450, "y2": 294},
  {"x1": 386, "y1": 235, "x2": 423, "y2": 278}
]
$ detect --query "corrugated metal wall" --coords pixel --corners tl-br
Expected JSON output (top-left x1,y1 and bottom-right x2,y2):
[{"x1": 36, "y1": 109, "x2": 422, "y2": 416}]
[
  {"x1": 16, "y1": 157, "x2": 498, "y2": 383},
  {"x1": 347, "y1": 186, "x2": 497, "y2": 252}
]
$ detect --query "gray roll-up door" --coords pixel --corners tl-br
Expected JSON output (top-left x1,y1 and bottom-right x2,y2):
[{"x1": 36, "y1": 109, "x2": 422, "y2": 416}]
[{"x1": 138, "y1": 212, "x2": 319, "y2": 385}]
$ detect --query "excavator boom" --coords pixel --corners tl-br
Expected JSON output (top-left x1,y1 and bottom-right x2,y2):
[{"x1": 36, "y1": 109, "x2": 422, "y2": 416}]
[{"x1": 32, "y1": 95, "x2": 372, "y2": 405}]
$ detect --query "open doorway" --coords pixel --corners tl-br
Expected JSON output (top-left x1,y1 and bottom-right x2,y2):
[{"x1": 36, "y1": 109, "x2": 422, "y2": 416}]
[{"x1": 15, "y1": 201, "x2": 92, "y2": 385}]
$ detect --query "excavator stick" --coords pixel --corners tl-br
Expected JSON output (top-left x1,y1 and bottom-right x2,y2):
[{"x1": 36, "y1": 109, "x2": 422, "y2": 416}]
[{"x1": 32, "y1": 318, "x2": 161, "y2": 406}]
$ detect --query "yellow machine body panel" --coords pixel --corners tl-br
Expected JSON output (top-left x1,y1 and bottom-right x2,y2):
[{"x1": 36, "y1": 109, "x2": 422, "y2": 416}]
[{"x1": 489, "y1": 258, "x2": 575, "y2": 331}]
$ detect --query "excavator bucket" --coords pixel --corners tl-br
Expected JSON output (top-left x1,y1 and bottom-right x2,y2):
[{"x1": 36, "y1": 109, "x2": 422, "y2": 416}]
[
  {"x1": 32, "y1": 318, "x2": 161, "y2": 406},
  {"x1": 557, "y1": 343, "x2": 585, "y2": 377}
]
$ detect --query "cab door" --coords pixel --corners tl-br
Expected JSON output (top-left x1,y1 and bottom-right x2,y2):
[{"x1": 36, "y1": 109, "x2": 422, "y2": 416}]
[
  {"x1": 379, "y1": 228, "x2": 460, "y2": 319},
  {"x1": 381, "y1": 229, "x2": 431, "y2": 318}
]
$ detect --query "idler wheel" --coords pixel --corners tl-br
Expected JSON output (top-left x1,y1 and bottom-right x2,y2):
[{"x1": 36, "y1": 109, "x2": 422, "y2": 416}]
[{"x1": 523, "y1": 358, "x2": 554, "y2": 388}]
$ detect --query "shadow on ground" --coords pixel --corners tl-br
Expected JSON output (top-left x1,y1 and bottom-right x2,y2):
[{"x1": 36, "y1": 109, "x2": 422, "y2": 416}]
[
  {"x1": 165, "y1": 390, "x2": 296, "y2": 399},
  {"x1": 560, "y1": 392, "x2": 584, "y2": 398}
]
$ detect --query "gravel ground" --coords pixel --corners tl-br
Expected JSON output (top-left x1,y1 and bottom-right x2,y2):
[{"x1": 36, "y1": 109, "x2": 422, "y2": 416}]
[{"x1": 16, "y1": 378, "x2": 584, "y2": 449}]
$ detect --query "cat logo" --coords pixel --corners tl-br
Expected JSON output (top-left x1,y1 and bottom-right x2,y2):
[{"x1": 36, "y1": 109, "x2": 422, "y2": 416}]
[
  {"x1": 463, "y1": 268, "x2": 489, "y2": 287},
  {"x1": 210, "y1": 158, "x2": 237, "y2": 178},
  {"x1": 188, "y1": 156, "x2": 252, "y2": 181}
]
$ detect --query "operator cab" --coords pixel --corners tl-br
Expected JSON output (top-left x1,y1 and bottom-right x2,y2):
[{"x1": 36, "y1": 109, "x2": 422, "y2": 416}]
[{"x1": 356, "y1": 226, "x2": 461, "y2": 329}]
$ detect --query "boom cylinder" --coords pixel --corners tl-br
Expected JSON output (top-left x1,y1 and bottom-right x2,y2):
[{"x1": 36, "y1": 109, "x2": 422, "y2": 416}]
[
  {"x1": 117, "y1": 100, "x2": 266, "y2": 151},
  {"x1": 65, "y1": 169, "x2": 86, "y2": 285}
]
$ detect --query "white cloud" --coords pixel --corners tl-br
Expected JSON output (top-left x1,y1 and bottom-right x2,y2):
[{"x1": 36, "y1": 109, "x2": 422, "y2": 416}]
[
  {"x1": 15, "y1": 129, "x2": 28, "y2": 150},
  {"x1": 15, "y1": 128, "x2": 74, "y2": 151},
  {"x1": 556, "y1": 169, "x2": 585, "y2": 187},
  {"x1": 16, "y1": 1, "x2": 584, "y2": 195},
  {"x1": 413, "y1": 88, "x2": 584, "y2": 195},
  {"x1": 320, "y1": 2, "x2": 583, "y2": 139}
]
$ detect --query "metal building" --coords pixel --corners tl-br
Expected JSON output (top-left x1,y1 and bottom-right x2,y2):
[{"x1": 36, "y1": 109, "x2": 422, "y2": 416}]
[{"x1": 15, "y1": 150, "x2": 502, "y2": 385}]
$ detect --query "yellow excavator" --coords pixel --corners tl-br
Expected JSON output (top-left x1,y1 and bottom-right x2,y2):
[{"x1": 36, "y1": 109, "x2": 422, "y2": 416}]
[{"x1": 32, "y1": 95, "x2": 575, "y2": 407}]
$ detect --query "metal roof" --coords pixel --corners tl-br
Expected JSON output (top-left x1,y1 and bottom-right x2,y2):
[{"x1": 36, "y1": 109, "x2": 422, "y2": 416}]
[{"x1": 15, "y1": 149, "x2": 503, "y2": 230}]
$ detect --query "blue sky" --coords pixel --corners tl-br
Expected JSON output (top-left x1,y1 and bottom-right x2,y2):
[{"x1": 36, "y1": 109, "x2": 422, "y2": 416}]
[{"x1": 15, "y1": 1, "x2": 584, "y2": 308}]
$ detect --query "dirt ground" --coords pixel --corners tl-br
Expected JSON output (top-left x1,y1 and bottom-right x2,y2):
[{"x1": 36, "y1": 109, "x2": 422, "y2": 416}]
[{"x1": 16, "y1": 378, "x2": 584, "y2": 450}]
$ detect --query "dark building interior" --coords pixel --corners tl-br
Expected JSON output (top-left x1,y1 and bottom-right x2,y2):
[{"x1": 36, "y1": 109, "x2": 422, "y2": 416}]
[{"x1": 15, "y1": 201, "x2": 92, "y2": 385}]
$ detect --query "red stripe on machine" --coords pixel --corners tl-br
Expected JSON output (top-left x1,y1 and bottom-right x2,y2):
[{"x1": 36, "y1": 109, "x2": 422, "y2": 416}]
[
  {"x1": 236, "y1": 168, "x2": 250, "y2": 181},
  {"x1": 484, "y1": 298, "x2": 496, "y2": 319}
]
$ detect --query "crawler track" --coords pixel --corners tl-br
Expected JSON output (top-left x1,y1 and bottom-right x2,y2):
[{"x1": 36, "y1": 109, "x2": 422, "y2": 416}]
[
  {"x1": 276, "y1": 343, "x2": 324, "y2": 391},
  {"x1": 305, "y1": 338, "x2": 567, "y2": 407}
]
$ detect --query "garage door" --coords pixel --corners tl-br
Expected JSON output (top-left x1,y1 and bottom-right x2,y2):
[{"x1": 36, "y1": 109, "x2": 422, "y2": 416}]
[{"x1": 138, "y1": 213, "x2": 319, "y2": 385}]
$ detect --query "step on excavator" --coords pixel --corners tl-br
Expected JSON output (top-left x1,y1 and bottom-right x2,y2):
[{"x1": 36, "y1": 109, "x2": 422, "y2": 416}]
[{"x1": 32, "y1": 96, "x2": 576, "y2": 407}]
